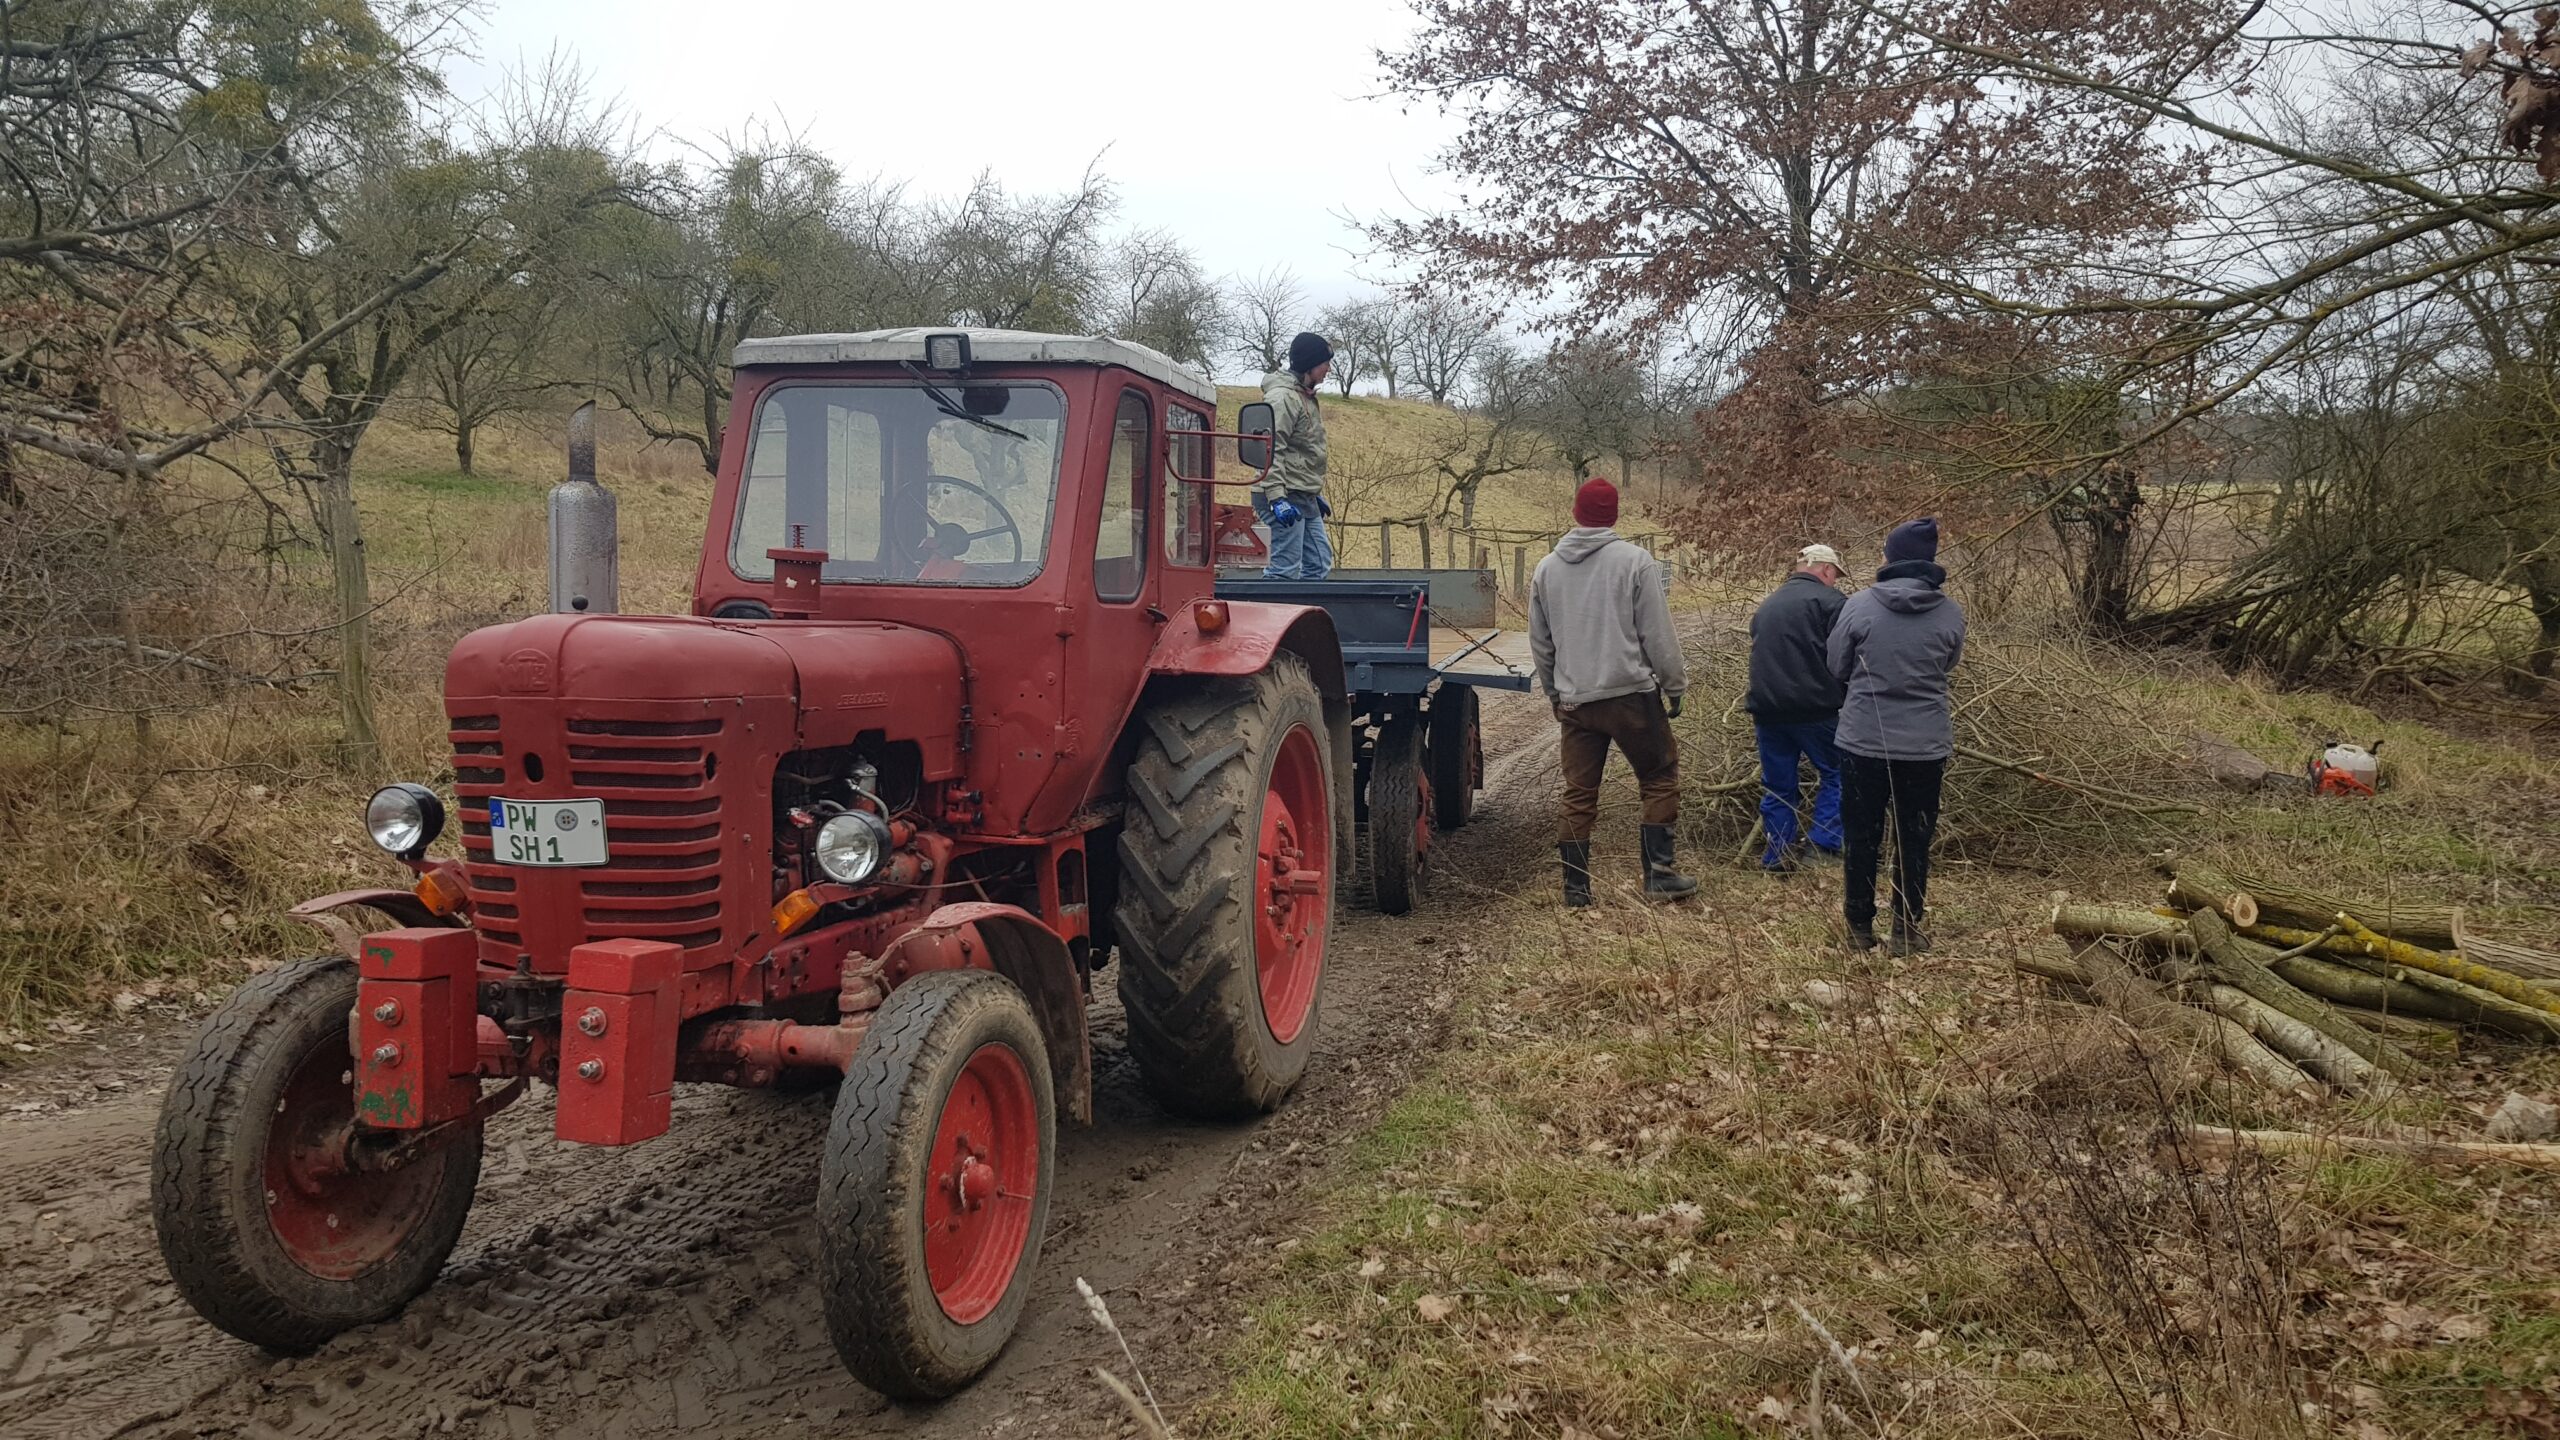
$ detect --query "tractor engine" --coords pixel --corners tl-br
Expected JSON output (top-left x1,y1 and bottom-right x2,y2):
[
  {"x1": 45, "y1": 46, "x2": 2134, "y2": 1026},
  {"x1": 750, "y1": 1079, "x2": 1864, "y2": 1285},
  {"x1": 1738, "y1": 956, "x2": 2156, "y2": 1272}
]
[{"x1": 433, "y1": 611, "x2": 968, "y2": 1062}]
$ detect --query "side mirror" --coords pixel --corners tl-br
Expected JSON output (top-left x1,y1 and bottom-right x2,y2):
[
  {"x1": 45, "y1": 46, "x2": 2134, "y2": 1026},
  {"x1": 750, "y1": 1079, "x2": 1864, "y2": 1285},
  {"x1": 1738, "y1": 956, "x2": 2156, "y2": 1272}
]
[{"x1": 1237, "y1": 401, "x2": 1275, "y2": 474}]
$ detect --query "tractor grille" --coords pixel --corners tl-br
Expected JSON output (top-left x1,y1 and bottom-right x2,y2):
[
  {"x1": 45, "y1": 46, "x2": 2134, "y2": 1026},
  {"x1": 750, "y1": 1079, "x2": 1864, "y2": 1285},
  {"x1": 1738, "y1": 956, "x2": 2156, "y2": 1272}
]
[{"x1": 451, "y1": 708, "x2": 734, "y2": 969}]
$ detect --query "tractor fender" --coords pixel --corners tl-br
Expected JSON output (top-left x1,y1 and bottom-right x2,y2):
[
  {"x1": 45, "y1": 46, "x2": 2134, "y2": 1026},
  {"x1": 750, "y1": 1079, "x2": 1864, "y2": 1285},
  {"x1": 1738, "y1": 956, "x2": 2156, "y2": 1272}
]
[
  {"x1": 1139, "y1": 604, "x2": 1358, "y2": 896},
  {"x1": 1146, "y1": 601, "x2": 1347, "y2": 702},
  {"x1": 878, "y1": 902, "x2": 1092, "y2": 1124},
  {"x1": 285, "y1": 888, "x2": 454, "y2": 960}
]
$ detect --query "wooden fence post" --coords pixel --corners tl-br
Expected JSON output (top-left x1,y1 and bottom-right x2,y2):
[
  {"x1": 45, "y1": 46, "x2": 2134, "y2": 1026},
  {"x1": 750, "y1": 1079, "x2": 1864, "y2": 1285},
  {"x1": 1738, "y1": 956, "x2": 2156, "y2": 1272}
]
[
  {"x1": 1512, "y1": 546, "x2": 1526, "y2": 599},
  {"x1": 1419, "y1": 521, "x2": 1432, "y2": 572},
  {"x1": 1381, "y1": 523, "x2": 1394, "y2": 569}
]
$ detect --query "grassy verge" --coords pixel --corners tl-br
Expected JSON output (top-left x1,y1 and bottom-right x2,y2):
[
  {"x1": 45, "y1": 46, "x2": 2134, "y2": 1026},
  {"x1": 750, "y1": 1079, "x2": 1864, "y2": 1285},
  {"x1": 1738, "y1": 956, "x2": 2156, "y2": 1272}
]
[{"x1": 1193, "y1": 638, "x2": 2560, "y2": 1439}]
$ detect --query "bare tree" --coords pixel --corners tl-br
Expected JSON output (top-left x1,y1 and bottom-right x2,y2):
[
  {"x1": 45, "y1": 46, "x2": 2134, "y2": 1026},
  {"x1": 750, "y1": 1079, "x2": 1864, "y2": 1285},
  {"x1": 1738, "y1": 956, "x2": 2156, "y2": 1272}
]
[
  {"x1": 1315, "y1": 300, "x2": 1380, "y2": 395},
  {"x1": 1226, "y1": 267, "x2": 1307, "y2": 374},
  {"x1": 415, "y1": 282, "x2": 569, "y2": 474},
  {"x1": 1101, "y1": 228, "x2": 1222, "y2": 368},
  {"x1": 1402, "y1": 295, "x2": 1488, "y2": 405}
]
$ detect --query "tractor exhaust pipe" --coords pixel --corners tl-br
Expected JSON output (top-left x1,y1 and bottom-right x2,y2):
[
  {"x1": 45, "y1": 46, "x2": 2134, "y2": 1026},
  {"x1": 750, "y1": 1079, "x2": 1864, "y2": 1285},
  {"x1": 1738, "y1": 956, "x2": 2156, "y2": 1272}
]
[{"x1": 548, "y1": 400, "x2": 618, "y2": 615}]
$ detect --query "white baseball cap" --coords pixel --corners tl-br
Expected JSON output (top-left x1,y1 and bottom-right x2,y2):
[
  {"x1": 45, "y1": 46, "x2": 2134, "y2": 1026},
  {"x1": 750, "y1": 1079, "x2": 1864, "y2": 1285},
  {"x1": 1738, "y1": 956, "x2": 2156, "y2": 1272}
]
[{"x1": 1799, "y1": 543, "x2": 1842, "y2": 568}]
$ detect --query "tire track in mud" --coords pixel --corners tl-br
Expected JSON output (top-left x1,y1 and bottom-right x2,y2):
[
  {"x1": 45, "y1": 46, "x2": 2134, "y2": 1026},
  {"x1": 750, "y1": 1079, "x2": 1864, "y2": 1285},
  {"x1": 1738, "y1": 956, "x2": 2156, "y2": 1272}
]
[{"x1": 0, "y1": 690, "x2": 1558, "y2": 1440}]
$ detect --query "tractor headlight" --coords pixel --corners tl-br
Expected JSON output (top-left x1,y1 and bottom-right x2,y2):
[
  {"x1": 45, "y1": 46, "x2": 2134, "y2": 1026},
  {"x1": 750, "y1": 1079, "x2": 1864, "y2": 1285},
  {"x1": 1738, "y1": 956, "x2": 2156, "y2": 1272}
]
[
  {"x1": 813, "y1": 810, "x2": 892, "y2": 884},
  {"x1": 365, "y1": 783, "x2": 445, "y2": 859}
]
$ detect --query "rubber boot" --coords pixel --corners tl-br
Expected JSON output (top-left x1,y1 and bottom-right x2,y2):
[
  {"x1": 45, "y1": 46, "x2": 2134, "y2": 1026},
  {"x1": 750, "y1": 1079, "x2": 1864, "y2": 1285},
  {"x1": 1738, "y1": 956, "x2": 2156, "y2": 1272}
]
[
  {"x1": 1559, "y1": 842, "x2": 1593, "y2": 908},
  {"x1": 1639, "y1": 824, "x2": 1697, "y2": 902}
]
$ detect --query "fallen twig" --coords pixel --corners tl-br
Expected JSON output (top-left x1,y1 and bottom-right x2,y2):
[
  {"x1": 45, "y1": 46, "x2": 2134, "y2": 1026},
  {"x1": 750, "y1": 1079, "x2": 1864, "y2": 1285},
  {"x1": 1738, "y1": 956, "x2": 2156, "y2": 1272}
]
[{"x1": 2188, "y1": 1124, "x2": 2560, "y2": 1175}]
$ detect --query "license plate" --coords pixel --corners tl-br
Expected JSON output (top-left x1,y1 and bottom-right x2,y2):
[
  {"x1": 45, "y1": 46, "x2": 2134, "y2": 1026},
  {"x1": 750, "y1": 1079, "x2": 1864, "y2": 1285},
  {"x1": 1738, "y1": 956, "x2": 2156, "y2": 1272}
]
[{"x1": 488, "y1": 798, "x2": 609, "y2": 867}]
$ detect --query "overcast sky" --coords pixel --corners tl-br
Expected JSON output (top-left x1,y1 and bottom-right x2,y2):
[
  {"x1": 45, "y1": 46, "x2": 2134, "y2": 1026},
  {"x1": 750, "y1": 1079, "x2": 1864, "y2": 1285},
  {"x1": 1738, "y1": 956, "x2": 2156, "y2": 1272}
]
[{"x1": 444, "y1": 0, "x2": 1461, "y2": 358}]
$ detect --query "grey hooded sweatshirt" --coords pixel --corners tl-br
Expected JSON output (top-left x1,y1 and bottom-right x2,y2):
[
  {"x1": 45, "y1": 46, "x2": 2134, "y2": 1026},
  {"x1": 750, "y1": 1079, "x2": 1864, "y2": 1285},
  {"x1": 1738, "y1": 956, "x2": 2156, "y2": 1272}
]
[
  {"x1": 1529, "y1": 527, "x2": 1688, "y2": 706},
  {"x1": 1826, "y1": 560, "x2": 1966, "y2": 760}
]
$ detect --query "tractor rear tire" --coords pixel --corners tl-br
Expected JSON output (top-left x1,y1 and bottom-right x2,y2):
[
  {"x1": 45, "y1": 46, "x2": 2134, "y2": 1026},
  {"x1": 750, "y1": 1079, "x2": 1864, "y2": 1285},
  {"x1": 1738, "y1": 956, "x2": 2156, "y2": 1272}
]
[
  {"x1": 819, "y1": 970, "x2": 1055, "y2": 1400},
  {"x1": 1115, "y1": 653, "x2": 1334, "y2": 1119},
  {"x1": 1425, "y1": 686, "x2": 1480, "y2": 831},
  {"x1": 152, "y1": 956, "x2": 482, "y2": 1353},
  {"x1": 1369, "y1": 714, "x2": 1430, "y2": 916}
]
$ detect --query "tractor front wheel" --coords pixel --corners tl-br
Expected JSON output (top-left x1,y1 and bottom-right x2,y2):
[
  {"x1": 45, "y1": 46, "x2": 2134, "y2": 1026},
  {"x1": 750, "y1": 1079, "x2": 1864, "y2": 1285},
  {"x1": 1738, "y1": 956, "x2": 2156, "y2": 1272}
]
[
  {"x1": 1116, "y1": 653, "x2": 1334, "y2": 1117},
  {"x1": 151, "y1": 956, "x2": 483, "y2": 1353},
  {"x1": 819, "y1": 970, "x2": 1056, "y2": 1400}
]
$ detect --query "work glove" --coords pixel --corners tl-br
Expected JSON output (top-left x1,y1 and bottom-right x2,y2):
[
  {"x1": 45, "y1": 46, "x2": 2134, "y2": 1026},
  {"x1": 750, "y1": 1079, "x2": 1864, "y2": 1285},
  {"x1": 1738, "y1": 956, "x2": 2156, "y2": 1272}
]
[
  {"x1": 1316, "y1": 496, "x2": 1332, "y2": 517},
  {"x1": 1664, "y1": 693, "x2": 1684, "y2": 719},
  {"x1": 1266, "y1": 496, "x2": 1302, "y2": 529}
]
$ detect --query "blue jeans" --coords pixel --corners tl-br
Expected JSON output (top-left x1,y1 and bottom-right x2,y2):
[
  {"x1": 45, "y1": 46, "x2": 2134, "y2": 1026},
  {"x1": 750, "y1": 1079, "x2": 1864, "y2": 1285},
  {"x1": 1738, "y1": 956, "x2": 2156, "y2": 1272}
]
[
  {"x1": 1755, "y1": 718, "x2": 1843, "y2": 865},
  {"x1": 1254, "y1": 489, "x2": 1332, "y2": 579}
]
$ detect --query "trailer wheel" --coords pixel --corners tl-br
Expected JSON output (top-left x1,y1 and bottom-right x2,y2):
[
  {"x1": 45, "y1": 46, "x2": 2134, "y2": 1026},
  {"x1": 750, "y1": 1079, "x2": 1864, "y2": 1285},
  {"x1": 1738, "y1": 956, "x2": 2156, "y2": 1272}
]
[
  {"x1": 1425, "y1": 686, "x2": 1481, "y2": 831},
  {"x1": 151, "y1": 956, "x2": 482, "y2": 1353},
  {"x1": 1115, "y1": 653, "x2": 1333, "y2": 1118},
  {"x1": 820, "y1": 970, "x2": 1055, "y2": 1399},
  {"x1": 1370, "y1": 713, "x2": 1431, "y2": 916}
]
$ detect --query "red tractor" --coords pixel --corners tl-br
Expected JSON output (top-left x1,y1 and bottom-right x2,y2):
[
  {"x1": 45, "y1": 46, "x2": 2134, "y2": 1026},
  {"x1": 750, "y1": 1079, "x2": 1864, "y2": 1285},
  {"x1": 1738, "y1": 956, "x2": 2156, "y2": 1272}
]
[{"x1": 148, "y1": 329, "x2": 1495, "y2": 1398}]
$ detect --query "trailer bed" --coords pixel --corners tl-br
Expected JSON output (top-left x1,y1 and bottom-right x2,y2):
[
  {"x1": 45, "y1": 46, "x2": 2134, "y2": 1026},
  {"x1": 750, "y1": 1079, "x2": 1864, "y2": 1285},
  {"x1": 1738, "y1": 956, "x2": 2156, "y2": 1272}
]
[{"x1": 1214, "y1": 575, "x2": 1532, "y2": 696}]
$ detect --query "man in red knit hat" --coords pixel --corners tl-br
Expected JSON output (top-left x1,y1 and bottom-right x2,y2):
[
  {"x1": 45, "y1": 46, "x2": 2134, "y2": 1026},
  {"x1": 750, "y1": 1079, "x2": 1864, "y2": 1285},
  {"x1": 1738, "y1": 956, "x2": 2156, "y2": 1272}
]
[{"x1": 1528, "y1": 476, "x2": 1695, "y2": 906}]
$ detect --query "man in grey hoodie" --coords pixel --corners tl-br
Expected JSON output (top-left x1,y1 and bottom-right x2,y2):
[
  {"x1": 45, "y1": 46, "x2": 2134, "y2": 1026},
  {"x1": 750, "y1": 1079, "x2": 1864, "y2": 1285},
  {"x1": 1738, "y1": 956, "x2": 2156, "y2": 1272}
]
[
  {"x1": 1253, "y1": 331, "x2": 1334, "y2": 579},
  {"x1": 1529, "y1": 477, "x2": 1695, "y2": 906},
  {"x1": 1825, "y1": 517, "x2": 1966, "y2": 954}
]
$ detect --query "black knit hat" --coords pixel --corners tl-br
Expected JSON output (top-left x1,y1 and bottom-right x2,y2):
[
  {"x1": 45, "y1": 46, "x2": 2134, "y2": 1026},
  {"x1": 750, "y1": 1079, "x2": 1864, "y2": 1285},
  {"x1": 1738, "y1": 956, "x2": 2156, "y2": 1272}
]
[
  {"x1": 1288, "y1": 331, "x2": 1333, "y2": 374},
  {"x1": 1883, "y1": 517, "x2": 1940, "y2": 565}
]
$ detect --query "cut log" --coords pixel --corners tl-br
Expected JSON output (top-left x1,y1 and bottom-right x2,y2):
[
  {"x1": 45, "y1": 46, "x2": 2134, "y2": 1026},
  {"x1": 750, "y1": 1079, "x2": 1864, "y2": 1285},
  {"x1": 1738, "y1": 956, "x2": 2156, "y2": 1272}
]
[
  {"x1": 2164, "y1": 864, "x2": 2260, "y2": 929},
  {"x1": 2073, "y1": 941, "x2": 2315, "y2": 1098},
  {"x1": 2347, "y1": 1010, "x2": 2460, "y2": 1060},
  {"x1": 2246, "y1": 926, "x2": 2560, "y2": 1039},
  {"x1": 2171, "y1": 860, "x2": 2460, "y2": 949},
  {"x1": 2012, "y1": 954, "x2": 2096, "y2": 987},
  {"x1": 2330, "y1": 915, "x2": 2560, "y2": 1020},
  {"x1": 2194, "y1": 983, "x2": 2387, "y2": 1093},
  {"x1": 2451, "y1": 912, "x2": 2560, "y2": 982},
  {"x1": 2050, "y1": 903, "x2": 2190, "y2": 952},
  {"x1": 2266, "y1": 953, "x2": 2481, "y2": 1026},
  {"x1": 2188, "y1": 910, "x2": 2419, "y2": 1079},
  {"x1": 2187, "y1": 1125, "x2": 2560, "y2": 1175}
]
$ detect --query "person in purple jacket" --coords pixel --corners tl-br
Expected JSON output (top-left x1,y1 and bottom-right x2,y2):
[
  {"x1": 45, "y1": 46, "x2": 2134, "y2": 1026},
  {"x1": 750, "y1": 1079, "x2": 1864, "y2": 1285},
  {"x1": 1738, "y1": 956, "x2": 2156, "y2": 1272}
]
[{"x1": 1826, "y1": 518, "x2": 1966, "y2": 955}]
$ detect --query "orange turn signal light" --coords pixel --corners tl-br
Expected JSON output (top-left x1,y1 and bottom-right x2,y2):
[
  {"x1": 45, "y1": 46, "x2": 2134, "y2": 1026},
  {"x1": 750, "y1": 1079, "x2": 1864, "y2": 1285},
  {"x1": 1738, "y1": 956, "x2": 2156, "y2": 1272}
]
[
  {"x1": 1193, "y1": 599, "x2": 1230, "y2": 634},
  {"x1": 773, "y1": 888, "x2": 822, "y2": 937},
  {"x1": 413, "y1": 867, "x2": 469, "y2": 917}
]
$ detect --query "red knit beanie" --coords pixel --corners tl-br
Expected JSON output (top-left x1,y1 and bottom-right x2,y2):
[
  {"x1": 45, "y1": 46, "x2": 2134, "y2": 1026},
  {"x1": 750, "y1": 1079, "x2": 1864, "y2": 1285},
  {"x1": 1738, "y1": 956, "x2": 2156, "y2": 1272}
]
[{"x1": 1572, "y1": 476, "x2": 1619, "y2": 527}]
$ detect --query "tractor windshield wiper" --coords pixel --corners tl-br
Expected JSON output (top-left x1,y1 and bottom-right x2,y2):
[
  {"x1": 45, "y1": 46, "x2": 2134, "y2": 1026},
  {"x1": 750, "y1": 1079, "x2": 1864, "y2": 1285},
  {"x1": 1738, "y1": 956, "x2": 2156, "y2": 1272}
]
[{"x1": 900, "y1": 362, "x2": 1031, "y2": 442}]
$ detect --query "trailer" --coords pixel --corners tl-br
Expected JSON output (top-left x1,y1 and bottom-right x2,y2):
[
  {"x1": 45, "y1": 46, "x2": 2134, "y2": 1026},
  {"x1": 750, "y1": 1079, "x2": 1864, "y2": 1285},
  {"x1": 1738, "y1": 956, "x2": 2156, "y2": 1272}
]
[{"x1": 1214, "y1": 572, "x2": 1531, "y2": 915}]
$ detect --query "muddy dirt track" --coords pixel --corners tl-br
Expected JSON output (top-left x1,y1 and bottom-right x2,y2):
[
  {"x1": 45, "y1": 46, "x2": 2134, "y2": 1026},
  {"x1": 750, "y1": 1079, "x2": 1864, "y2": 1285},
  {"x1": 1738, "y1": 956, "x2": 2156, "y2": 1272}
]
[{"x1": 0, "y1": 692, "x2": 1560, "y2": 1440}]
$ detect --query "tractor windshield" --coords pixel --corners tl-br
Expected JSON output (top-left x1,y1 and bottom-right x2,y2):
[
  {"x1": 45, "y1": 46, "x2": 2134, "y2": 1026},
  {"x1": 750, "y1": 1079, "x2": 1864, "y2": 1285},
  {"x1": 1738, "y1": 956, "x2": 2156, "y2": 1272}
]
[{"x1": 728, "y1": 381, "x2": 1066, "y2": 587}]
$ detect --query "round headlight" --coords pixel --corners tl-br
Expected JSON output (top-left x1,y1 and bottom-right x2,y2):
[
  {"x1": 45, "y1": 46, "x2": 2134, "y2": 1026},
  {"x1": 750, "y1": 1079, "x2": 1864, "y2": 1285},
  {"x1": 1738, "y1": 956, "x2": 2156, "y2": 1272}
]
[
  {"x1": 366, "y1": 783, "x2": 445, "y2": 858},
  {"x1": 813, "y1": 810, "x2": 891, "y2": 884}
]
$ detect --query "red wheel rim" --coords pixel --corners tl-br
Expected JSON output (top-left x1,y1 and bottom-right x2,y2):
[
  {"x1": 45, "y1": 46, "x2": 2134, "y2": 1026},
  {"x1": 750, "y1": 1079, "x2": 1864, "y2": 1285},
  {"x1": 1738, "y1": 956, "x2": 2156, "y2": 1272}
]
[
  {"x1": 1254, "y1": 724, "x2": 1330, "y2": 1045},
  {"x1": 923, "y1": 1041, "x2": 1041, "y2": 1325},
  {"x1": 260, "y1": 1036, "x2": 449, "y2": 1281}
]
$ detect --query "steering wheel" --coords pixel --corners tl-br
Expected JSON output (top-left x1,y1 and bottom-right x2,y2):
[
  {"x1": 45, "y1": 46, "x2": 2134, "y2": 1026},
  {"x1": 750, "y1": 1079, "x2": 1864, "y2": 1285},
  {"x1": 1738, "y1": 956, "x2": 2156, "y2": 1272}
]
[{"x1": 919, "y1": 474, "x2": 1024, "y2": 567}]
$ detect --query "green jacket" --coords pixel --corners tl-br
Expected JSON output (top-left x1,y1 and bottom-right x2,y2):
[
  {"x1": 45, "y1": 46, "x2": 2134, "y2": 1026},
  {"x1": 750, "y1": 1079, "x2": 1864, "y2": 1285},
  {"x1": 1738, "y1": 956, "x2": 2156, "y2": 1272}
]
[{"x1": 1255, "y1": 369, "x2": 1326, "y2": 499}]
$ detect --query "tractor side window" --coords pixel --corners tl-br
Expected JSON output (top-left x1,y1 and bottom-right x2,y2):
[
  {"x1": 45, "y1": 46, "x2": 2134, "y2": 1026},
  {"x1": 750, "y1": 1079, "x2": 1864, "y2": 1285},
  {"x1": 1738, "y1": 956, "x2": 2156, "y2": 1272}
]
[
  {"x1": 1164, "y1": 406, "x2": 1211, "y2": 567},
  {"x1": 1094, "y1": 390, "x2": 1150, "y2": 602}
]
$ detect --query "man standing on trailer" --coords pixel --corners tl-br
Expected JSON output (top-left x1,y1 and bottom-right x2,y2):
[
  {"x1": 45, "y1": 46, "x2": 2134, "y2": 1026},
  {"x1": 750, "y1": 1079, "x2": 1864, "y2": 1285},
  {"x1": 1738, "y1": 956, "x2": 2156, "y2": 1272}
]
[
  {"x1": 1745, "y1": 543, "x2": 1849, "y2": 871},
  {"x1": 1530, "y1": 477, "x2": 1696, "y2": 907},
  {"x1": 1255, "y1": 332, "x2": 1335, "y2": 579},
  {"x1": 1827, "y1": 518, "x2": 1966, "y2": 955}
]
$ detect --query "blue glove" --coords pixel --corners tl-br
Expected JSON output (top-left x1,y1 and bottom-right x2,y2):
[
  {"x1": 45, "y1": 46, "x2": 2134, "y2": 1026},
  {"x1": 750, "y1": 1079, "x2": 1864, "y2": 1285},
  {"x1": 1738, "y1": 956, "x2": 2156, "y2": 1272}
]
[
  {"x1": 1267, "y1": 496, "x2": 1302, "y2": 529},
  {"x1": 1316, "y1": 496, "x2": 1331, "y2": 517}
]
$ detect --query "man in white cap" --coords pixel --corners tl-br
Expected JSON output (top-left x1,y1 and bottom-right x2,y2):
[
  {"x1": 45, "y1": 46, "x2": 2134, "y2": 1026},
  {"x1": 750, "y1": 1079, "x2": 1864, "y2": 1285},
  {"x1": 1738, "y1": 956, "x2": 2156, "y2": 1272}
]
[{"x1": 1742, "y1": 543, "x2": 1848, "y2": 871}]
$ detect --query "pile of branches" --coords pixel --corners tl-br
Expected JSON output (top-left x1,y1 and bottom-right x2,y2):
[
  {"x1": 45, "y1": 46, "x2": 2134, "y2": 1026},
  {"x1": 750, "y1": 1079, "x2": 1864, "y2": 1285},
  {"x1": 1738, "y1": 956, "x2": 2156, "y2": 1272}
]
[
  {"x1": 1681, "y1": 630, "x2": 2207, "y2": 866},
  {"x1": 2023, "y1": 858, "x2": 2560, "y2": 1101}
]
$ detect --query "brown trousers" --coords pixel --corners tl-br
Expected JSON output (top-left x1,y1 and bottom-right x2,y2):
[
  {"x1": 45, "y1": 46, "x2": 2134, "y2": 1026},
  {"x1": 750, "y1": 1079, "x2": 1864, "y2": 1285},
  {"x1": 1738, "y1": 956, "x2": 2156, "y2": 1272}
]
[{"x1": 1557, "y1": 690, "x2": 1680, "y2": 842}]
